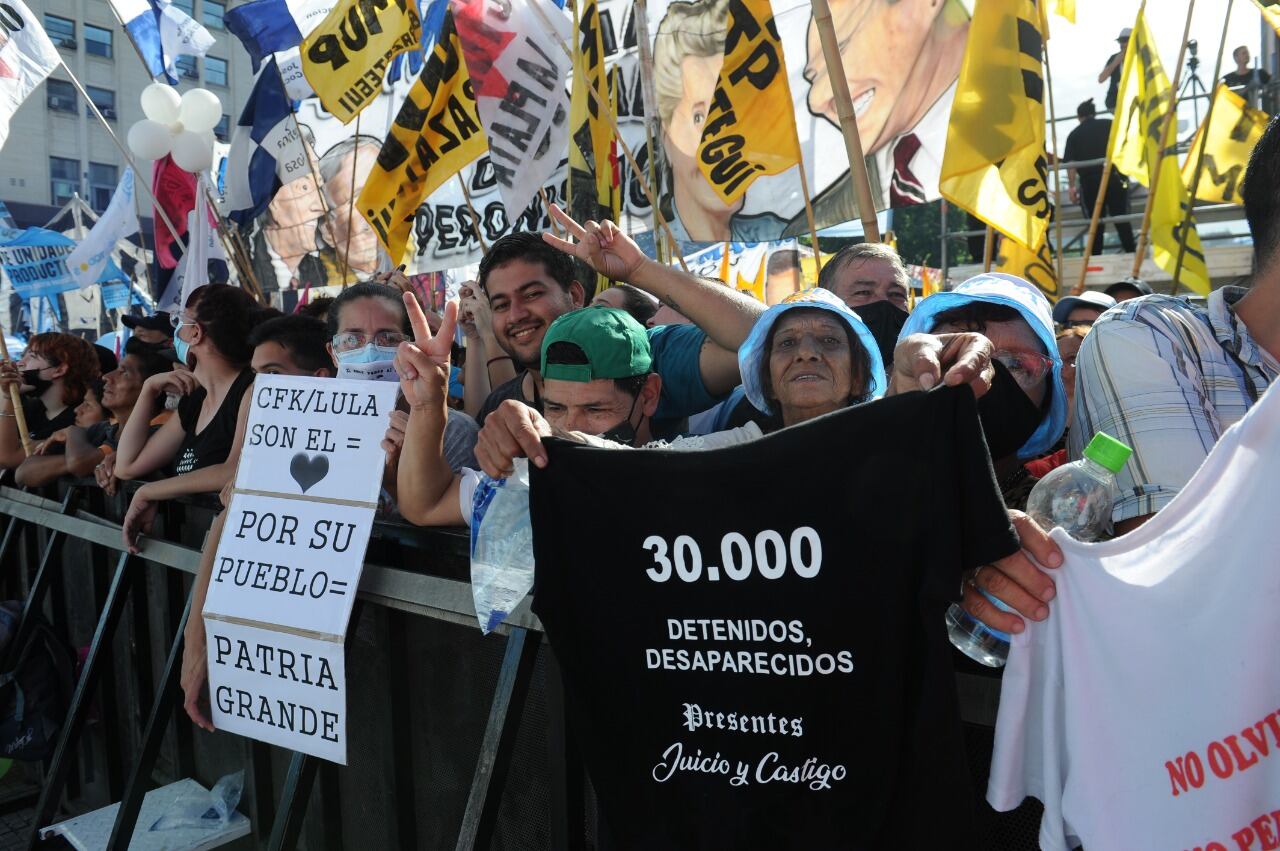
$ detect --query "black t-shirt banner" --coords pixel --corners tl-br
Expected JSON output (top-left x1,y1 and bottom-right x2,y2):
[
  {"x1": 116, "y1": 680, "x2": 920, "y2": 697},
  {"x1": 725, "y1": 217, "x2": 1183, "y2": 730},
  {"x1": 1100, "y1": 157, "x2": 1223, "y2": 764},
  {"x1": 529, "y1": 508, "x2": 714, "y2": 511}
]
[{"x1": 530, "y1": 386, "x2": 1018, "y2": 849}]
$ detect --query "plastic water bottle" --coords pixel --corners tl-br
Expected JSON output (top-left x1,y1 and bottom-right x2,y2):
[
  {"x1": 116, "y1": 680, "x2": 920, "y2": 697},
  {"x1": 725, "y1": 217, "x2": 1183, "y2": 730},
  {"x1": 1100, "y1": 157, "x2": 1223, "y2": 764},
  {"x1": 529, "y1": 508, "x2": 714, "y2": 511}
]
[
  {"x1": 945, "y1": 432, "x2": 1133, "y2": 667},
  {"x1": 470, "y1": 459, "x2": 536, "y2": 635}
]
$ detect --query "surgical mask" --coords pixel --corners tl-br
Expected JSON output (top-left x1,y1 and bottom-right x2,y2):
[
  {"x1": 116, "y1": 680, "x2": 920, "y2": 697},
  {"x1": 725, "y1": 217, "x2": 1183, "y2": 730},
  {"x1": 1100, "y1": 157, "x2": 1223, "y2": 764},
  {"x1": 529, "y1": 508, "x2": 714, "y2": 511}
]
[
  {"x1": 20, "y1": 367, "x2": 51, "y2": 397},
  {"x1": 173, "y1": 324, "x2": 193, "y2": 368},
  {"x1": 335, "y1": 343, "x2": 399, "y2": 365},
  {"x1": 853, "y1": 300, "x2": 909, "y2": 369}
]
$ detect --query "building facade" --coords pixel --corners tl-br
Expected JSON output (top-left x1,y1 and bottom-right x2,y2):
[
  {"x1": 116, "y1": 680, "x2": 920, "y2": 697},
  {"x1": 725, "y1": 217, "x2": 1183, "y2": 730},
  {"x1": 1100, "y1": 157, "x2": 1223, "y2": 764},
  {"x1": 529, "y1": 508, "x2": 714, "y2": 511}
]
[{"x1": 0, "y1": 0, "x2": 255, "y2": 229}]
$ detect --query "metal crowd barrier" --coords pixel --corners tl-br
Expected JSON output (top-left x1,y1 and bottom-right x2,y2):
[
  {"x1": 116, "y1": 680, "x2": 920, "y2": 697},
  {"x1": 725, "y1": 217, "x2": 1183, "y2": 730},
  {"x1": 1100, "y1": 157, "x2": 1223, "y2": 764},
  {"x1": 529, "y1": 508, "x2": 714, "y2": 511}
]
[{"x1": 0, "y1": 481, "x2": 1039, "y2": 850}]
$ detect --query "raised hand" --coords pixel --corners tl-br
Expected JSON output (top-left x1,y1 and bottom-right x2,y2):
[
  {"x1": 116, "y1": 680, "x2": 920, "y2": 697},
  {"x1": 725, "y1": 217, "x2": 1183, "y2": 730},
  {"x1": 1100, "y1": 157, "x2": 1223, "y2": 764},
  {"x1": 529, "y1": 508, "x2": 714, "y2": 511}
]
[
  {"x1": 542, "y1": 204, "x2": 646, "y2": 283},
  {"x1": 393, "y1": 291, "x2": 458, "y2": 411}
]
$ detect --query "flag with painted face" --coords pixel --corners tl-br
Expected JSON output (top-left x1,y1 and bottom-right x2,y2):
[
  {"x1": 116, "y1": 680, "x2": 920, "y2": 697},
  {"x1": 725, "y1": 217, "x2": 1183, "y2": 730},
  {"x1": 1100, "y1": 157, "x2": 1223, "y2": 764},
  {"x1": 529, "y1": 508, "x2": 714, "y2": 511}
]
[
  {"x1": 939, "y1": 0, "x2": 1050, "y2": 252},
  {"x1": 452, "y1": 0, "x2": 572, "y2": 220},
  {"x1": 0, "y1": 0, "x2": 60, "y2": 151}
]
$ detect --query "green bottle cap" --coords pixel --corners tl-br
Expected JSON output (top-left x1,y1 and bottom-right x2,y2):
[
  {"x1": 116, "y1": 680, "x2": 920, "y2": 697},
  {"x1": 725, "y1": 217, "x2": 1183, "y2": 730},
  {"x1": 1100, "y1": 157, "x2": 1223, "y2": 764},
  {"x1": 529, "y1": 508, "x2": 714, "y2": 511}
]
[{"x1": 1083, "y1": 432, "x2": 1133, "y2": 473}]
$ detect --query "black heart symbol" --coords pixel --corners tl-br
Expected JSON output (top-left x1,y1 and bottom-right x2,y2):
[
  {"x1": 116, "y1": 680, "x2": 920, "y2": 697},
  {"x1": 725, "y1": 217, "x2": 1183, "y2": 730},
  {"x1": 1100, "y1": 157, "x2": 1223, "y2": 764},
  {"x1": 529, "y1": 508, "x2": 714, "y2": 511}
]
[{"x1": 289, "y1": 453, "x2": 329, "y2": 494}]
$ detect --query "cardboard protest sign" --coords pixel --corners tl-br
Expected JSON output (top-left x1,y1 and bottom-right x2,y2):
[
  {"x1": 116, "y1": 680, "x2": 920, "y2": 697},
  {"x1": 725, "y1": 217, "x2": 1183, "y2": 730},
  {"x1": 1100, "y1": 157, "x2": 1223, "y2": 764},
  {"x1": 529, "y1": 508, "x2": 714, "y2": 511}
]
[
  {"x1": 237, "y1": 375, "x2": 399, "y2": 504},
  {"x1": 204, "y1": 493, "x2": 374, "y2": 637},
  {"x1": 206, "y1": 374, "x2": 395, "y2": 763},
  {"x1": 206, "y1": 619, "x2": 347, "y2": 764}
]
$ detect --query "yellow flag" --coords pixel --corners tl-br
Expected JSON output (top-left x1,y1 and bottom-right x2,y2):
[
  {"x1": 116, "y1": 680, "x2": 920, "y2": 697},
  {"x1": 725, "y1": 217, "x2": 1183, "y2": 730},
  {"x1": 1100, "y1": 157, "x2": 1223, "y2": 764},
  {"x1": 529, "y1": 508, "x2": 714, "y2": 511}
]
[
  {"x1": 995, "y1": 234, "x2": 1057, "y2": 300},
  {"x1": 567, "y1": 0, "x2": 613, "y2": 223},
  {"x1": 302, "y1": 0, "x2": 422, "y2": 123},
  {"x1": 1108, "y1": 10, "x2": 1209, "y2": 294},
  {"x1": 697, "y1": 0, "x2": 801, "y2": 204},
  {"x1": 939, "y1": 0, "x2": 1051, "y2": 251},
  {"x1": 1182, "y1": 84, "x2": 1269, "y2": 204},
  {"x1": 1051, "y1": 0, "x2": 1075, "y2": 22},
  {"x1": 1150, "y1": 155, "x2": 1210, "y2": 294},
  {"x1": 1252, "y1": 0, "x2": 1280, "y2": 35},
  {"x1": 357, "y1": 17, "x2": 486, "y2": 263}
]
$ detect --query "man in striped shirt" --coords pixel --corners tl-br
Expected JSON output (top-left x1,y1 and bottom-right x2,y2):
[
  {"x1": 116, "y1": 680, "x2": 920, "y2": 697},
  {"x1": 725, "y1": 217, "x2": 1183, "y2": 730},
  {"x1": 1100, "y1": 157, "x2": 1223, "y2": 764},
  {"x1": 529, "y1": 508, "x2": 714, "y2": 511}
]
[{"x1": 1068, "y1": 117, "x2": 1280, "y2": 536}]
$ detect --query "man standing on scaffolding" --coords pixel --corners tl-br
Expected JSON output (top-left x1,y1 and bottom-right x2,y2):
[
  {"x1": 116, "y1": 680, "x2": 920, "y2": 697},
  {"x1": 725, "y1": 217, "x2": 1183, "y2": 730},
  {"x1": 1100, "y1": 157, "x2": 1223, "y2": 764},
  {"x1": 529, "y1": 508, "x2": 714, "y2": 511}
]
[{"x1": 1064, "y1": 99, "x2": 1136, "y2": 255}]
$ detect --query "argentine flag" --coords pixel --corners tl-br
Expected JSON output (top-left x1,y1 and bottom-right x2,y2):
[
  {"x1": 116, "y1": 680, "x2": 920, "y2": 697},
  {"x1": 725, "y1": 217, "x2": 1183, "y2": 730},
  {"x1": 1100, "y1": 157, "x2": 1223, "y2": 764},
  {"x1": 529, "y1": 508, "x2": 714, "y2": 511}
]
[
  {"x1": 224, "y1": 59, "x2": 309, "y2": 229},
  {"x1": 108, "y1": 0, "x2": 215, "y2": 84},
  {"x1": 66, "y1": 168, "x2": 140, "y2": 290}
]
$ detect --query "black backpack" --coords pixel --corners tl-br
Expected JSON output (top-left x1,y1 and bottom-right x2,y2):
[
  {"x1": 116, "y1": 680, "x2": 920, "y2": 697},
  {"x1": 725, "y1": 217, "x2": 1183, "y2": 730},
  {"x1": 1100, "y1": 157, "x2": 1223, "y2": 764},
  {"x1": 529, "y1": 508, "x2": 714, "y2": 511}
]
[{"x1": 0, "y1": 604, "x2": 75, "y2": 761}]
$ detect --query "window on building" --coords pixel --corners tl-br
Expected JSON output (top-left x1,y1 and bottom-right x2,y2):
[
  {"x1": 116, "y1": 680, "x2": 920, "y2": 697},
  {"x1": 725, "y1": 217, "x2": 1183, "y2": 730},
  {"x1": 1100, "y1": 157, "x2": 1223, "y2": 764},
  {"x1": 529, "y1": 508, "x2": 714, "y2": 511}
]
[
  {"x1": 203, "y1": 0, "x2": 225, "y2": 29},
  {"x1": 176, "y1": 56, "x2": 199, "y2": 80},
  {"x1": 44, "y1": 15, "x2": 76, "y2": 49},
  {"x1": 214, "y1": 114, "x2": 230, "y2": 142},
  {"x1": 172, "y1": 0, "x2": 195, "y2": 14},
  {"x1": 88, "y1": 163, "x2": 118, "y2": 213},
  {"x1": 84, "y1": 24, "x2": 113, "y2": 58},
  {"x1": 85, "y1": 86, "x2": 116, "y2": 120},
  {"x1": 205, "y1": 56, "x2": 228, "y2": 87},
  {"x1": 46, "y1": 79, "x2": 77, "y2": 113},
  {"x1": 50, "y1": 157, "x2": 79, "y2": 206}
]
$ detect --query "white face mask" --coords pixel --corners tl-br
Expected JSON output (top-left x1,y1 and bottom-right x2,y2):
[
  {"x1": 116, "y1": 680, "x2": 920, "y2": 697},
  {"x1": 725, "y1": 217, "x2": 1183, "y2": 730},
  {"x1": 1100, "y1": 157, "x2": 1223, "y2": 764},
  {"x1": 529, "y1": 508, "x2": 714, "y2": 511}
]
[{"x1": 335, "y1": 359, "x2": 400, "y2": 382}]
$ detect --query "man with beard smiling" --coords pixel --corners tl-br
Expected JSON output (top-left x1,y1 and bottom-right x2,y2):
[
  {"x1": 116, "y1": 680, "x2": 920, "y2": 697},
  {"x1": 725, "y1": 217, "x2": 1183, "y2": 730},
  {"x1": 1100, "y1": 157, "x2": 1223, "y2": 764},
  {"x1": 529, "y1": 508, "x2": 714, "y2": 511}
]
[{"x1": 474, "y1": 207, "x2": 764, "y2": 436}]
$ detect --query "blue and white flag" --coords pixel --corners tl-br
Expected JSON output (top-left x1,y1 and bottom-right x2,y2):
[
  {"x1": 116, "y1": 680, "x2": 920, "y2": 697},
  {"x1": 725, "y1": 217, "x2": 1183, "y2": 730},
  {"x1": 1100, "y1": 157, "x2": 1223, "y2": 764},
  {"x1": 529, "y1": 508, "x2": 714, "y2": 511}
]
[
  {"x1": 0, "y1": 0, "x2": 61, "y2": 151},
  {"x1": 224, "y1": 60, "x2": 309, "y2": 229},
  {"x1": 108, "y1": 0, "x2": 215, "y2": 84},
  {"x1": 225, "y1": 0, "x2": 331, "y2": 69},
  {"x1": 65, "y1": 168, "x2": 140, "y2": 290}
]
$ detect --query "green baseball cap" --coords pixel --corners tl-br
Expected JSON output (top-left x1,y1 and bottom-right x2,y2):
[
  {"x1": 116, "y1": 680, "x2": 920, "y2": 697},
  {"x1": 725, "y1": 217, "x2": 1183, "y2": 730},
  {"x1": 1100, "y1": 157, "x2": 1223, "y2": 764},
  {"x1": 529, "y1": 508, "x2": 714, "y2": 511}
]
[{"x1": 540, "y1": 307, "x2": 652, "y2": 382}]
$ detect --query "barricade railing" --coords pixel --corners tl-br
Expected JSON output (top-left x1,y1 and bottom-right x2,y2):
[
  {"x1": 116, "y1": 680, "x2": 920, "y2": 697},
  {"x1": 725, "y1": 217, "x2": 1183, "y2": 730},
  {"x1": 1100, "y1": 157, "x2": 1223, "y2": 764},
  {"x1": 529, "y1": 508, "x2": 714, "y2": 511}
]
[{"x1": 0, "y1": 480, "x2": 1015, "y2": 849}]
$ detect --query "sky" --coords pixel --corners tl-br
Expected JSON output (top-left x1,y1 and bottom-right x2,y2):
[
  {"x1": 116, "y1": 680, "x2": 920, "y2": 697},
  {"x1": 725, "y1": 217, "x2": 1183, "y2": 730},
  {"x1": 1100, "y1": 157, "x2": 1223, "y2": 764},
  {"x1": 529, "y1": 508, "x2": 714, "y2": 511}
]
[{"x1": 1047, "y1": 0, "x2": 1268, "y2": 135}]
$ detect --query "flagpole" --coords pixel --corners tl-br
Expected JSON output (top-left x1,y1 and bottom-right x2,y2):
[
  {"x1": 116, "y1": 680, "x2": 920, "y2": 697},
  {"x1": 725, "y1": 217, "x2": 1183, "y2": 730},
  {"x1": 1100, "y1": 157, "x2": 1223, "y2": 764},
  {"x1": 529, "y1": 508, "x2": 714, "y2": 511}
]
[
  {"x1": 808, "y1": 0, "x2": 881, "y2": 242},
  {"x1": 525, "y1": 0, "x2": 689, "y2": 272},
  {"x1": 57, "y1": 63, "x2": 189, "y2": 260},
  {"x1": 457, "y1": 174, "x2": 490, "y2": 253},
  {"x1": 1129, "y1": 0, "x2": 1197, "y2": 279},
  {"x1": 203, "y1": 181, "x2": 266, "y2": 302},
  {"x1": 982, "y1": 226, "x2": 994, "y2": 273},
  {"x1": 792, "y1": 134, "x2": 823, "y2": 273},
  {"x1": 630, "y1": 0, "x2": 667, "y2": 264},
  {"x1": 1043, "y1": 19, "x2": 1066, "y2": 291},
  {"x1": 338, "y1": 113, "x2": 362, "y2": 286},
  {"x1": 271, "y1": 61, "x2": 336, "y2": 233},
  {"x1": 1073, "y1": 161, "x2": 1113, "y2": 294},
  {"x1": 1173, "y1": 0, "x2": 1234, "y2": 293}
]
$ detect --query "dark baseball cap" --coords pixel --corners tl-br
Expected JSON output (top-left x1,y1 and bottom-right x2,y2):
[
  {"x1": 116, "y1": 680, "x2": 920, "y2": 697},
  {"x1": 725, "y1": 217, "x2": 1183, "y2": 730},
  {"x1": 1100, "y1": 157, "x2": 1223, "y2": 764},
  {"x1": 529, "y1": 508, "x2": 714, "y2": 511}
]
[
  {"x1": 121, "y1": 312, "x2": 174, "y2": 336},
  {"x1": 1104, "y1": 277, "x2": 1154, "y2": 299},
  {"x1": 540, "y1": 307, "x2": 652, "y2": 382}
]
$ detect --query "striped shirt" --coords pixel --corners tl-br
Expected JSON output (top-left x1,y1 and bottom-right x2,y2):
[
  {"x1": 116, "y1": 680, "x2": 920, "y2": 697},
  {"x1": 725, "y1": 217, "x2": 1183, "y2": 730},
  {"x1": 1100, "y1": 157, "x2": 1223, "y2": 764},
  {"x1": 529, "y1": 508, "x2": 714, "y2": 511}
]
[{"x1": 1069, "y1": 287, "x2": 1278, "y2": 523}]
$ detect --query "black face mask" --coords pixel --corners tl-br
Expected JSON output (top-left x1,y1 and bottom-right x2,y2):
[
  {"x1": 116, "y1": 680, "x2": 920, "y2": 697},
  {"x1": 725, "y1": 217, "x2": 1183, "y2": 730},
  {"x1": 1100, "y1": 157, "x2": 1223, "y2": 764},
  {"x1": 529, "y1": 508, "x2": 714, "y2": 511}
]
[
  {"x1": 21, "y1": 367, "x2": 52, "y2": 397},
  {"x1": 977, "y1": 359, "x2": 1046, "y2": 460},
  {"x1": 852, "y1": 300, "x2": 909, "y2": 369},
  {"x1": 600, "y1": 394, "x2": 643, "y2": 446}
]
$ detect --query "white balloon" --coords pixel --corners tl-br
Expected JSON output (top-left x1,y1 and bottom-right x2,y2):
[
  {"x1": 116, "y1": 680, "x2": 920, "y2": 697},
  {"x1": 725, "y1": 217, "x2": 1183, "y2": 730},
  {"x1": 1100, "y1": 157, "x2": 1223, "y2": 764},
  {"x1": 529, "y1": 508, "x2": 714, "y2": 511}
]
[
  {"x1": 140, "y1": 84, "x2": 181, "y2": 124},
  {"x1": 178, "y1": 88, "x2": 223, "y2": 133},
  {"x1": 171, "y1": 130, "x2": 214, "y2": 173},
  {"x1": 127, "y1": 120, "x2": 175, "y2": 160}
]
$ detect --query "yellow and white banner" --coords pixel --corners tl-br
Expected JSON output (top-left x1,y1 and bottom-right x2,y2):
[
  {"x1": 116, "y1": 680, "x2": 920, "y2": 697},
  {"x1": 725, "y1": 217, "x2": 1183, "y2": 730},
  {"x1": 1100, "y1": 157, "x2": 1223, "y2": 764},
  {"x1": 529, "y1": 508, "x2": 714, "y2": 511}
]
[
  {"x1": 1182, "y1": 84, "x2": 1269, "y2": 205},
  {"x1": 358, "y1": 17, "x2": 487, "y2": 263},
  {"x1": 301, "y1": 0, "x2": 422, "y2": 123}
]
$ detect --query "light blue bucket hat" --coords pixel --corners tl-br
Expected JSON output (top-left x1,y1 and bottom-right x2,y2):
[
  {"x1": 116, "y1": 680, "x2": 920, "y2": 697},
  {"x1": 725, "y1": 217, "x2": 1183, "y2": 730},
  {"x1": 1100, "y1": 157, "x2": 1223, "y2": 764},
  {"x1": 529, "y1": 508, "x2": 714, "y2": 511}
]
[
  {"x1": 898, "y1": 273, "x2": 1066, "y2": 459},
  {"x1": 739, "y1": 288, "x2": 887, "y2": 415}
]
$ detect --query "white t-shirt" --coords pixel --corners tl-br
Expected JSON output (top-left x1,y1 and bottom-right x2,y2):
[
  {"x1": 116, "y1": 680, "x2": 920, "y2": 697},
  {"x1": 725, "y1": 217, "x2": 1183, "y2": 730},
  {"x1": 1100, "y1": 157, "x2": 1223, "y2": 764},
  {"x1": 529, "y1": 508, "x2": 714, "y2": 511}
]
[
  {"x1": 456, "y1": 424, "x2": 763, "y2": 526},
  {"x1": 988, "y1": 381, "x2": 1280, "y2": 851}
]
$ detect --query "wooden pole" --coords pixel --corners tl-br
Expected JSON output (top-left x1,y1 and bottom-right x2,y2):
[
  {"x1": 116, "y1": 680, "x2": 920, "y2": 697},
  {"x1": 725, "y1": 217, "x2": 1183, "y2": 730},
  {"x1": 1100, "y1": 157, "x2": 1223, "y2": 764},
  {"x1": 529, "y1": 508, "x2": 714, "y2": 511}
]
[
  {"x1": 630, "y1": 0, "x2": 666, "y2": 264},
  {"x1": 808, "y1": 0, "x2": 881, "y2": 242},
  {"x1": 338, "y1": 113, "x2": 362, "y2": 286},
  {"x1": 1043, "y1": 26, "x2": 1066, "y2": 290},
  {"x1": 457, "y1": 174, "x2": 490, "y2": 253},
  {"x1": 982, "y1": 226, "x2": 995, "y2": 273},
  {"x1": 1173, "y1": 0, "x2": 1234, "y2": 292},
  {"x1": 527, "y1": 0, "x2": 689, "y2": 271},
  {"x1": 791, "y1": 131, "x2": 823, "y2": 272},
  {"x1": 1074, "y1": 160, "x2": 1112, "y2": 294},
  {"x1": 57, "y1": 63, "x2": 188, "y2": 258},
  {"x1": 1129, "y1": 0, "x2": 1198, "y2": 277}
]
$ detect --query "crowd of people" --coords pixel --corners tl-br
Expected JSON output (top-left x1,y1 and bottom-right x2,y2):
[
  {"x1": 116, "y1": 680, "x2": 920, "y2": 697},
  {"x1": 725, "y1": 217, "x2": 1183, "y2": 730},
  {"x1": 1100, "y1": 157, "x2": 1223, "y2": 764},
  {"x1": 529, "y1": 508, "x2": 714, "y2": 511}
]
[{"x1": 2, "y1": 99, "x2": 1278, "y2": 840}]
